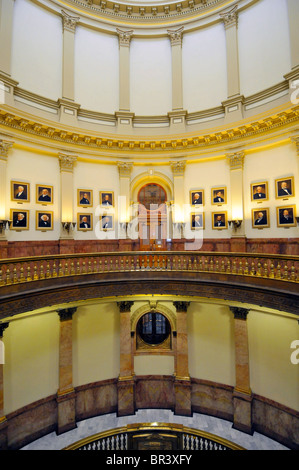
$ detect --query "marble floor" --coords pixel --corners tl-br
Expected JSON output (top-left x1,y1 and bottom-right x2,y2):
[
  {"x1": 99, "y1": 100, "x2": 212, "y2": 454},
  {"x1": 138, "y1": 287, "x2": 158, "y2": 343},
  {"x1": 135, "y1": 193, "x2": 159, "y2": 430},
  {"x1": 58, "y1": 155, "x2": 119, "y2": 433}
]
[{"x1": 20, "y1": 409, "x2": 289, "y2": 451}]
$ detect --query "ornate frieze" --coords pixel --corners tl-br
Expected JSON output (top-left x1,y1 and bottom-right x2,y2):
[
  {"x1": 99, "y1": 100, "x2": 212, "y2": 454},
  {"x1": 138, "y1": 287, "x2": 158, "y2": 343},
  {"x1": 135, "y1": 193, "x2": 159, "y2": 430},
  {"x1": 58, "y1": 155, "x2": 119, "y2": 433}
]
[
  {"x1": 58, "y1": 154, "x2": 78, "y2": 172},
  {"x1": 116, "y1": 28, "x2": 134, "y2": 47},
  {"x1": 61, "y1": 10, "x2": 80, "y2": 33},
  {"x1": 167, "y1": 27, "x2": 184, "y2": 46}
]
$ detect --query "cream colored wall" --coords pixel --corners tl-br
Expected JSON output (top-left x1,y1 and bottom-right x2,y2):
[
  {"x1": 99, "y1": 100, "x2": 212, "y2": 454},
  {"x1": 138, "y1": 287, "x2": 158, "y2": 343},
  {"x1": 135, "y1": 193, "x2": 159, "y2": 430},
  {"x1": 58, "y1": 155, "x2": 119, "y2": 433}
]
[
  {"x1": 3, "y1": 311, "x2": 59, "y2": 414},
  {"x1": 187, "y1": 302, "x2": 235, "y2": 386},
  {"x1": 238, "y1": 0, "x2": 291, "y2": 97},
  {"x1": 134, "y1": 355, "x2": 174, "y2": 376},
  {"x1": 73, "y1": 302, "x2": 120, "y2": 386},
  {"x1": 248, "y1": 310, "x2": 299, "y2": 410},
  {"x1": 11, "y1": 0, "x2": 62, "y2": 100}
]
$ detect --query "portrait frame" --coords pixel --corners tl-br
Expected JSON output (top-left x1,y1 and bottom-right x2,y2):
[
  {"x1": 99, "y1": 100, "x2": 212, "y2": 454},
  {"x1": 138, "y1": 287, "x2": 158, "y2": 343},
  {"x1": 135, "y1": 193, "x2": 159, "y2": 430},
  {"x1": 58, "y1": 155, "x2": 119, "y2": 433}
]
[
  {"x1": 275, "y1": 177, "x2": 295, "y2": 200},
  {"x1": 77, "y1": 213, "x2": 93, "y2": 231},
  {"x1": 251, "y1": 182, "x2": 269, "y2": 202},
  {"x1": 191, "y1": 212, "x2": 205, "y2": 230},
  {"x1": 11, "y1": 181, "x2": 30, "y2": 203},
  {"x1": 211, "y1": 187, "x2": 227, "y2": 206},
  {"x1": 276, "y1": 205, "x2": 296, "y2": 228},
  {"x1": 190, "y1": 190, "x2": 204, "y2": 207},
  {"x1": 100, "y1": 214, "x2": 114, "y2": 231},
  {"x1": 77, "y1": 189, "x2": 93, "y2": 208},
  {"x1": 252, "y1": 208, "x2": 270, "y2": 229},
  {"x1": 36, "y1": 184, "x2": 53, "y2": 205},
  {"x1": 212, "y1": 211, "x2": 228, "y2": 230},
  {"x1": 10, "y1": 209, "x2": 29, "y2": 231},
  {"x1": 100, "y1": 191, "x2": 114, "y2": 208},
  {"x1": 36, "y1": 211, "x2": 53, "y2": 231}
]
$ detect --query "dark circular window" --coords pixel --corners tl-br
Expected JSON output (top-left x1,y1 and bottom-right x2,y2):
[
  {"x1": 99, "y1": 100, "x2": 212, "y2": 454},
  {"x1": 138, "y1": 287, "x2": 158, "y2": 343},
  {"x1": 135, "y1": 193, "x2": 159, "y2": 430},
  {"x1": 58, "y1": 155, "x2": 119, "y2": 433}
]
[{"x1": 137, "y1": 312, "x2": 170, "y2": 345}]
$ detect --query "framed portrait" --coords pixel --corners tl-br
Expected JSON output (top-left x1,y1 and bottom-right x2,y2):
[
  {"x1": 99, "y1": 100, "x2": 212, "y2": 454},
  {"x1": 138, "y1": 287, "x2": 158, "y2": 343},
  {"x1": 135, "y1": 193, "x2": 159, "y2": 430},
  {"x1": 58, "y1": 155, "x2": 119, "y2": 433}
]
[
  {"x1": 191, "y1": 212, "x2": 205, "y2": 230},
  {"x1": 100, "y1": 191, "x2": 114, "y2": 207},
  {"x1": 190, "y1": 190, "x2": 204, "y2": 207},
  {"x1": 211, "y1": 187, "x2": 226, "y2": 205},
  {"x1": 10, "y1": 209, "x2": 29, "y2": 230},
  {"x1": 36, "y1": 211, "x2": 53, "y2": 230},
  {"x1": 212, "y1": 211, "x2": 227, "y2": 230},
  {"x1": 275, "y1": 177, "x2": 294, "y2": 199},
  {"x1": 100, "y1": 214, "x2": 114, "y2": 231},
  {"x1": 252, "y1": 208, "x2": 270, "y2": 229},
  {"x1": 36, "y1": 185, "x2": 53, "y2": 205},
  {"x1": 77, "y1": 213, "x2": 93, "y2": 231},
  {"x1": 11, "y1": 181, "x2": 30, "y2": 203},
  {"x1": 78, "y1": 189, "x2": 93, "y2": 207},
  {"x1": 251, "y1": 182, "x2": 268, "y2": 202},
  {"x1": 276, "y1": 205, "x2": 296, "y2": 227}
]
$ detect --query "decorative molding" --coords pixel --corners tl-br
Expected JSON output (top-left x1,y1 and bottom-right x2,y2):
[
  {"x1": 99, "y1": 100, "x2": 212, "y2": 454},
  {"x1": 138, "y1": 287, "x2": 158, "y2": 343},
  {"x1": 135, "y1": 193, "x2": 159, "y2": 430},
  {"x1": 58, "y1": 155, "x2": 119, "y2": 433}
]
[
  {"x1": 291, "y1": 135, "x2": 299, "y2": 155},
  {"x1": 0, "y1": 322, "x2": 9, "y2": 338},
  {"x1": 118, "y1": 162, "x2": 133, "y2": 177},
  {"x1": 116, "y1": 28, "x2": 134, "y2": 46},
  {"x1": 58, "y1": 154, "x2": 78, "y2": 172},
  {"x1": 220, "y1": 5, "x2": 238, "y2": 29},
  {"x1": 117, "y1": 301, "x2": 134, "y2": 312},
  {"x1": 167, "y1": 26, "x2": 184, "y2": 46},
  {"x1": 229, "y1": 306, "x2": 249, "y2": 320},
  {"x1": 0, "y1": 140, "x2": 14, "y2": 160},
  {"x1": 57, "y1": 307, "x2": 77, "y2": 321},
  {"x1": 170, "y1": 160, "x2": 186, "y2": 176},
  {"x1": 173, "y1": 301, "x2": 190, "y2": 312},
  {"x1": 61, "y1": 10, "x2": 80, "y2": 33},
  {"x1": 226, "y1": 151, "x2": 245, "y2": 170}
]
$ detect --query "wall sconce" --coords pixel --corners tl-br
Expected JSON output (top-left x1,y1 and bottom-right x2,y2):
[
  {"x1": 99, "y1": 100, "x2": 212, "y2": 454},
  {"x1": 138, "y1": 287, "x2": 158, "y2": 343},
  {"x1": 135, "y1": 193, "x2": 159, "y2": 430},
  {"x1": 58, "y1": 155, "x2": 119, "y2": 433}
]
[
  {"x1": 228, "y1": 219, "x2": 242, "y2": 229},
  {"x1": 61, "y1": 221, "x2": 76, "y2": 233},
  {"x1": 0, "y1": 220, "x2": 11, "y2": 234}
]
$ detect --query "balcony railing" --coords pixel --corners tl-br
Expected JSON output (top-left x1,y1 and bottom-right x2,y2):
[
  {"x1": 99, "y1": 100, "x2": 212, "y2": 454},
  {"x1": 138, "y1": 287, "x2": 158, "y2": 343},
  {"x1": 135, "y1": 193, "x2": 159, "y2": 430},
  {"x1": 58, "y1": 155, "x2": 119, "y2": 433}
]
[
  {"x1": 63, "y1": 422, "x2": 245, "y2": 450},
  {"x1": 0, "y1": 251, "x2": 299, "y2": 288}
]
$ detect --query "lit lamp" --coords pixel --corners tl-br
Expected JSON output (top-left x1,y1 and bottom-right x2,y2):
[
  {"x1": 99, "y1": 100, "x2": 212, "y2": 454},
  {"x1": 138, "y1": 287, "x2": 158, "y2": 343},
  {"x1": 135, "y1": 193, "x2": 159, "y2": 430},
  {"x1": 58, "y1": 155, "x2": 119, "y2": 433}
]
[{"x1": 228, "y1": 206, "x2": 243, "y2": 230}]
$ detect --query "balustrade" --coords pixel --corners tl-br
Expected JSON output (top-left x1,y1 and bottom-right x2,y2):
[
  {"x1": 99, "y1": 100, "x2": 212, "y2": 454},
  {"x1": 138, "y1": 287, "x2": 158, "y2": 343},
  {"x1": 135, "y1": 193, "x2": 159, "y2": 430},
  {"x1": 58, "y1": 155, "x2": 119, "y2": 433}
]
[{"x1": 0, "y1": 252, "x2": 298, "y2": 287}]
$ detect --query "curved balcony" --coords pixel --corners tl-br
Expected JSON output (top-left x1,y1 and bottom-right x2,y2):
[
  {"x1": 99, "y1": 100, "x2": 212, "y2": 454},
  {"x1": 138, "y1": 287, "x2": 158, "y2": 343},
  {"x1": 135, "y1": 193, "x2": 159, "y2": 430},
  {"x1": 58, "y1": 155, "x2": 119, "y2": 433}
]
[{"x1": 1, "y1": 251, "x2": 299, "y2": 319}]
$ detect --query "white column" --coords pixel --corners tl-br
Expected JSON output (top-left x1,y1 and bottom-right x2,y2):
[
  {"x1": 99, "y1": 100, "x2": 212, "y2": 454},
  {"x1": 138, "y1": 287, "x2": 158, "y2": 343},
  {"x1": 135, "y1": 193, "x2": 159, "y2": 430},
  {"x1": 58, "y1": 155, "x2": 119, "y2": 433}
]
[
  {"x1": 0, "y1": 0, "x2": 18, "y2": 105},
  {"x1": 167, "y1": 27, "x2": 186, "y2": 128},
  {"x1": 115, "y1": 29, "x2": 134, "y2": 128},
  {"x1": 118, "y1": 162, "x2": 133, "y2": 238},
  {"x1": 59, "y1": 154, "x2": 77, "y2": 239},
  {"x1": 227, "y1": 152, "x2": 246, "y2": 246},
  {"x1": 170, "y1": 161, "x2": 186, "y2": 238}
]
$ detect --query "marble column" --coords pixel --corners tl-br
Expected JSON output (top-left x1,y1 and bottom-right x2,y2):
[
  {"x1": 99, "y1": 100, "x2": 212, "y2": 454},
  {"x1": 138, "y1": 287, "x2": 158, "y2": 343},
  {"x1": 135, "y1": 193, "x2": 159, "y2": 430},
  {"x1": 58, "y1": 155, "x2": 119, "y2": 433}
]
[
  {"x1": 230, "y1": 306, "x2": 253, "y2": 434},
  {"x1": 0, "y1": 140, "x2": 14, "y2": 246},
  {"x1": 116, "y1": 29, "x2": 134, "y2": 128},
  {"x1": 170, "y1": 161, "x2": 186, "y2": 240},
  {"x1": 117, "y1": 301, "x2": 135, "y2": 417},
  {"x1": 220, "y1": 6, "x2": 244, "y2": 123},
  {"x1": 59, "y1": 10, "x2": 81, "y2": 123},
  {"x1": 0, "y1": 322, "x2": 9, "y2": 450},
  {"x1": 59, "y1": 154, "x2": 77, "y2": 246},
  {"x1": 0, "y1": 0, "x2": 18, "y2": 106},
  {"x1": 173, "y1": 301, "x2": 191, "y2": 416},
  {"x1": 167, "y1": 27, "x2": 186, "y2": 128},
  {"x1": 56, "y1": 308, "x2": 77, "y2": 435},
  {"x1": 226, "y1": 151, "x2": 246, "y2": 251}
]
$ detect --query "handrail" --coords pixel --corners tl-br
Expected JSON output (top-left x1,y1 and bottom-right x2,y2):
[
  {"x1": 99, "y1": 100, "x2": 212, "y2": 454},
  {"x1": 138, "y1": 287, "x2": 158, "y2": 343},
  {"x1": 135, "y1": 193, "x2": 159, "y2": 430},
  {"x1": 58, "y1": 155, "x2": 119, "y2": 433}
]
[
  {"x1": 63, "y1": 422, "x2": 245, "y2": 451},
  {"x1": 0, "y1": 251, "x2": 299, "y2": 287}
]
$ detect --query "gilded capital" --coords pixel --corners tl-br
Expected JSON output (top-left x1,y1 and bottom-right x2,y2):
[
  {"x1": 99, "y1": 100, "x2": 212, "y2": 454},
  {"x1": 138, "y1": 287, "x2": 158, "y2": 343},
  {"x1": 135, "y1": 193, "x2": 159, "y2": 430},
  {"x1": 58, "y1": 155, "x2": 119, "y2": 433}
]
[
  {"x1": 117, "y1": 28, "x2": 134, "y2": 47},
  {"x1": 167, "y1": 27, "x2": 184, "y2": 46},
  {"x1": 118, "y1": 161, "x2": 133, "y2": 177},
  {"x1": 0, "y1": 140, "x2": 14, "y2": 161},
  {"x1": 61, "y1": 10, "x2": 80, "y2": 33},
  {"x1": 227, "y1": 151, "x2": 245, "y2": 170},
  {"x1": 59, "y1": 154, "x2": 78, "y2": 172},
  {"x1": 170, "y1": 160, "x2": 186, "y2": 176},
  {"x1": 220, "y1": 5, "x2": 238, "y2": 29},
  {"x1": 291, "y1": 136, "x2": 299, "y2": 155}
]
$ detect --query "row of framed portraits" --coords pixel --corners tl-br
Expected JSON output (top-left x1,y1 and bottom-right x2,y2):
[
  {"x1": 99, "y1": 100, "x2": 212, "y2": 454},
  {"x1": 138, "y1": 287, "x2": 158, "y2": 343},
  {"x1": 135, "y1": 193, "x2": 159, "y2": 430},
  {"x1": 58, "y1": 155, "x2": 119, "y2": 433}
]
[
  {"x1": 10, "y1": 206, "x2": 297, "y2": 231},
  {"x1": 11, "y1": 181, "x2": 115, "y2": 207},
  {"x1": 190, "y1": 177, "x2": 295, "y2": 206}
]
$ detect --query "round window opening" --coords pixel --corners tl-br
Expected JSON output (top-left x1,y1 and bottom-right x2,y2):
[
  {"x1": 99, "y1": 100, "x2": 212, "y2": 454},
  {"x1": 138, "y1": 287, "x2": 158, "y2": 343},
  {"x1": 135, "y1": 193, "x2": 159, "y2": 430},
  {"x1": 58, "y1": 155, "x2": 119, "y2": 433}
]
[{"x1": 137, "y1": 312, "x2": 171, "y2": 345}]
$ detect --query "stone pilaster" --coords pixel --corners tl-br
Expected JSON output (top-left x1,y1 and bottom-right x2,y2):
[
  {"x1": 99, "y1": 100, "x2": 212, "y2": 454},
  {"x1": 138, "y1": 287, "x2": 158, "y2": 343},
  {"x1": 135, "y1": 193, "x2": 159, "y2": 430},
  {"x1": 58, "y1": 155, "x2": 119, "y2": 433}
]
[
  {"x1": 173, "y1": 301, "x2": 191, "y2": 416},
  {"x1": 56, "y1": 308, "x2": 76, "y2": 435},
  {"x1": 116, "y1": 28, "x2": 134, "y2": 128},
  {"x1": 167, "y1": 27, "x2": 186, "y2": 128},
  {"x1": 118, "y1": 162, "x2": 133, "y2": 237},
  {"x1": 0, "y1": 322, "x2": 9, "y2": 450},
  {"x1": 230, "y1": 306, "x2": 253, "y2": 434},
  {"x1": 0, "y1": 140, "x2": 14, "y2": 240},
  {"x1": 59, "y1": 154, "x2": 77, "y2": 239},
  {"x1": 220, "y1": 6, "x2": 244, "y2": 122},
  {"x1": 170, "y1": 161, "x2": 186, "y2": 238},
  {"x1": 227, "y1": 151, "x2": 246, "y2": 244},
  {"x1": 117, "y1": 301, "x2": 135, "y2": 416}
]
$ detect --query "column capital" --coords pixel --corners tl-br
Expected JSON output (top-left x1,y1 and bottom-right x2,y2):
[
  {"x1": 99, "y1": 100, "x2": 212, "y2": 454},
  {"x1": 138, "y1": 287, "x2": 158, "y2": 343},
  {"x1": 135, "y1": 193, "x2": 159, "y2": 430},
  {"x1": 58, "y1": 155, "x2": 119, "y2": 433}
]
[
  {"x1": 116, "y1": 28, "x2": 134, "y2": 47},
  {"x1": 167, "y1": 26, "x2": 184, "y2": 46},
  {"x1": 230, "y1": 306, "x2": 249, "y2": 320},
  {"x1": 118, "y1": 162, "x2": 133, "y2": 177},
  {"x1": 170, "y1": 160, "x2": 186, "y2": 176},
  {"x1": 57, "y1": 307, "x2": 77, "y2": 322},
  {"x1": 226, "y1": 151, "x2": 245, "y2": 169},
  {"x1": 61, "y1": 10, "x2": 80, "y2": 33},
  {"x1": 59, "y1": 154, "x2": 78, "y2": 172},
  {"x1": 117, "y1": 301, "x2": 134, "y2": 312},
  {"x1": 291, "y1": 135, "x2": 299, "y2": 154},
  {"x1": 173, "y1": 301, "x2": 190, "y2": 312},
  {"x1": 0, "y1": 140, "x2": 14, "y2": 161},
  {"x1": 0, "y1": 322, "x2": 9, "y2": 338},
  {"x1": 220, "y1": 5, "x2": 239, "y2": 29}
]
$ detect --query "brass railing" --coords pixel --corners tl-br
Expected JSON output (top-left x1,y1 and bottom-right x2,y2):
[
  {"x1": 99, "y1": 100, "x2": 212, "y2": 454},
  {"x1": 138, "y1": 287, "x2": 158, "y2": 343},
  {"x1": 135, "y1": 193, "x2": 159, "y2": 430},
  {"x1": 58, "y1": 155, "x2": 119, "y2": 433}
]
[
  {"x1": 0, "y1": 251, "x2": 299, "y2": 287},
  {"x1": 63, "y1": 422, "x2": 245, "y2": 450}
]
